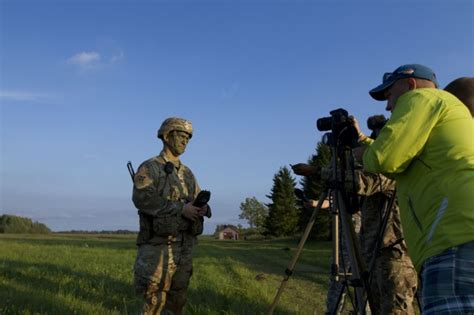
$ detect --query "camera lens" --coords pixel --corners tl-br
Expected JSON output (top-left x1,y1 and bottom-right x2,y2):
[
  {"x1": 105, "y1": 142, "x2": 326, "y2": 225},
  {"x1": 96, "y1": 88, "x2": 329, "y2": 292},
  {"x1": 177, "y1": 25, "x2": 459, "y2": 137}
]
[{"x1": 317, "y1": 117, "x2": 332, "y2": 131}]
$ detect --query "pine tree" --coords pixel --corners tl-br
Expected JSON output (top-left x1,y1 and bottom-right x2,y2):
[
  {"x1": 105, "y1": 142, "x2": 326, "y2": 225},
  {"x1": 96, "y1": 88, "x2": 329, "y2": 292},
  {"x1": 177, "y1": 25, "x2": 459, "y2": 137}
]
[
  {"x1": 265, "y1": 166, "x2": 299, "y2": 236},
  {"x1": 299, "y1": 142, "x2": 332, "y2": 240}
]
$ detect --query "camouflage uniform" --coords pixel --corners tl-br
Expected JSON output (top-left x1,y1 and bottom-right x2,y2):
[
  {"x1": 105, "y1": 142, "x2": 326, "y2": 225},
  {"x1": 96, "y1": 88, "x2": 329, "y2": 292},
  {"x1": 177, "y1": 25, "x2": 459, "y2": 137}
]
[
  {"x1": 350, "y1": 169, "x2": 417, "y2": 314},
  {"x1": 132, "y1": 118, "x2": 210, "y2": 315}
]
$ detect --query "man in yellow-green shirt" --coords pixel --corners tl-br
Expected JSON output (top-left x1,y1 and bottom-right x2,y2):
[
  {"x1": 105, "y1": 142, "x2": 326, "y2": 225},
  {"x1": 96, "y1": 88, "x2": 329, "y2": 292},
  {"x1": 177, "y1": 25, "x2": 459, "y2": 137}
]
[{"x1": 353, "y1": 64, "x2": 474, "y2": 315}]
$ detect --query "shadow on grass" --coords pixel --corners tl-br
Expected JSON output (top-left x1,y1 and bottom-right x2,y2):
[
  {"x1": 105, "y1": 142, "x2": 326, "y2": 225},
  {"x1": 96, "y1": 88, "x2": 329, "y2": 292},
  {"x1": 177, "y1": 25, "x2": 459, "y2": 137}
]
[
  {"x1": 195, "y1": 240, "x2": 330, "y2": 287},
  {"x1": 1, "y1": 235, "x2": 330, "y2": 314},
  {"x1": 0, "y1": 257, "x2": 302, "y2": 315},
  {"x1": 0, "y1": 282, "x2": 78, "y2": 314},
  {"x1": 186, "y1": 285, "x2": 297, "y2": 315},
  {"x1": 0, "y1": 258, "x2": 141, "y2": 313}
]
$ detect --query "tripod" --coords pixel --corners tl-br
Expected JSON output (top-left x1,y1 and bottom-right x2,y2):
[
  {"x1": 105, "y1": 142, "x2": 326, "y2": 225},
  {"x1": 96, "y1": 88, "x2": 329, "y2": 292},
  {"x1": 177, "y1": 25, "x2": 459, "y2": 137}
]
[
  {"x1": 267, "y1": 190, "x2": 330, "y2": 315},
  {"x1": 324, "y1": 146, "x2": 377, "y2": 315},
  {"x1": 268, "y1": 141, "x2": 377, "y2": 315}
]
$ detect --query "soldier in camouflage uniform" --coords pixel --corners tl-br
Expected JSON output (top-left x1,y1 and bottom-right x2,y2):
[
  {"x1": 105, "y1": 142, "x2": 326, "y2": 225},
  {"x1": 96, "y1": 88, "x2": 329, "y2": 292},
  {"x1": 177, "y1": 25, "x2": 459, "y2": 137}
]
[
  {"x1": 348, "y1": 169, "x2": 417, "y2": 314},
  {"x1": 347, "y1": 115, "x2": 417, "y2": 314},
  {"x1": 132, "y1": 117, "x2": 211, "y2": 315}
]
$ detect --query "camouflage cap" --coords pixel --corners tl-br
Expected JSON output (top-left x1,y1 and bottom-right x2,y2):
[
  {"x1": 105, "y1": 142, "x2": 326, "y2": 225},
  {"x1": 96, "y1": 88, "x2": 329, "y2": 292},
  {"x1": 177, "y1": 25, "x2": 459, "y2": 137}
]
[{"x1": 157, "y1": 117, "x2": 193, "y2": 139}]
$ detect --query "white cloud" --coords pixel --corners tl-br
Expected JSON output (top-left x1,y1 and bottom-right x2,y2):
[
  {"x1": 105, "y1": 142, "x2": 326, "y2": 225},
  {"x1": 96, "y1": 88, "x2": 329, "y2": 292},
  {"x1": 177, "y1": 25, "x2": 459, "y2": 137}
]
[
  {"x1": 67, "y1": 49, "x2": 125, "y2": 72},
  {"x1": 0, "y1": 90, "x2": 53, "y2": 102},
  {"x1": 67, "y1": 51, "x2": 101, "y2": 71}
]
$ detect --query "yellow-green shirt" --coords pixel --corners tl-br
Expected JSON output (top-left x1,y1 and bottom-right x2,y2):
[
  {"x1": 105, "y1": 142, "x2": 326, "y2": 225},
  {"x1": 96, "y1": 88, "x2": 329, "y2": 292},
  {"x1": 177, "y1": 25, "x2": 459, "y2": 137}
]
[{"x1": 362, "y1": 88, "x2": 474, "y2": 271}]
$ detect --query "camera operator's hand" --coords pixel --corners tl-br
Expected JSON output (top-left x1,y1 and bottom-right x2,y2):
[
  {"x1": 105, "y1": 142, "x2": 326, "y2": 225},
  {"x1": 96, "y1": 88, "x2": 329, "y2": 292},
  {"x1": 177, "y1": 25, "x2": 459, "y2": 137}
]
[
  {"x1": 349, "y1": 116, "x2": 367, "y2": 142},
  {"x1": 349, "y1": 116, "x2": 362, "y2": 133},
  {"x1": 305, "y1": 199, "x2": 330, "y2": 209},
  {"x1": 291, "y1": 163, "x2": 319, "y2": 176},
  {"x1": 182, "y1": 202, "x2": 201, "y2": 221}
]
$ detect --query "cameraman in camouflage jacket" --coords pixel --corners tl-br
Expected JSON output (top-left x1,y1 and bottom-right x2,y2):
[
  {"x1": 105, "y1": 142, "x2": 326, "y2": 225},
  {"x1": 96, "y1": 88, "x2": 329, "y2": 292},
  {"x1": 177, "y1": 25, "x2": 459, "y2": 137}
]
[
  {"x1": 132, "y1": 117, "x2": 211, "y2": 315},
  {"x1": 349, "y1": 115, "x2": 417, "y2": 314},
  {"x1": 293, "y1": 115, "x2": 417, "y2": 314}
]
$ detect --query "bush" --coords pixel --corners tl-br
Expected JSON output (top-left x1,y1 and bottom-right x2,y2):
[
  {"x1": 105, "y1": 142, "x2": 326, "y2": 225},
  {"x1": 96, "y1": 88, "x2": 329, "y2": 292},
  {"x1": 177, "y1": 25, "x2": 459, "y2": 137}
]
[{"x1": 0, "y1": 214, "x2": 51, "y2": 234}]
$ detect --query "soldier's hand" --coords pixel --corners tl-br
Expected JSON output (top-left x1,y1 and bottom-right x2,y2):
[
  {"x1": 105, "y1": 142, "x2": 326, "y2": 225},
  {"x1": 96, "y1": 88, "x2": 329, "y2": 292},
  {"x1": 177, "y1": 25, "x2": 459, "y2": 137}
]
[
  {"x1": 291, "y1": 163, "x2": 318, "y2": 176},
  {"x1": 182, "y1": 202, "x2": 200, "y2": 221},
  {"x1": 197, "y1": 205, "x2": 210, "y2": 217}
]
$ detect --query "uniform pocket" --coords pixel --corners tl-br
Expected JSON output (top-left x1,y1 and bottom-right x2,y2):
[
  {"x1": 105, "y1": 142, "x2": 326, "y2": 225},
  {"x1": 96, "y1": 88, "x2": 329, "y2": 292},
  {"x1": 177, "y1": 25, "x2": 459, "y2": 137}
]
[{"x1": 153, "y1": 214, "x2": 179, "y2": 237}]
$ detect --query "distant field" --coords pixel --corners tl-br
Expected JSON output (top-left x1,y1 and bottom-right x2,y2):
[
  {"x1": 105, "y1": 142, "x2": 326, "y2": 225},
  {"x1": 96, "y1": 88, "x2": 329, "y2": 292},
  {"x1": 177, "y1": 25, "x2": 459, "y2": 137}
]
[{"x1": 0, "y1": 234, "x2": 332, "y2": 314}]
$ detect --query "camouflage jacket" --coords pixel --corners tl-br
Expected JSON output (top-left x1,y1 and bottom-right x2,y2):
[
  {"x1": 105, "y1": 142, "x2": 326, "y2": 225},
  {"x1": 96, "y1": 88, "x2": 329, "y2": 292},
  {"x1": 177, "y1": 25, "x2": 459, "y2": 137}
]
[
  {"x1": 347, "y1": 169, "x2": 408, "y2": 261},
  {"x1": 132, "y1": 151, "x2": 208, "y2": 245}
]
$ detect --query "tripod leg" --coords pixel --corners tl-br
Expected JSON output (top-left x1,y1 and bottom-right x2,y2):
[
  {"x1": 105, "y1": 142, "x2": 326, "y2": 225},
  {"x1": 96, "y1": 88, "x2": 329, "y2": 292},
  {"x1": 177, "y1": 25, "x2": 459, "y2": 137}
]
[
  {"x1": 327, "y1": 278, "x2": 347, "y2": 315},
  {"x1": 268, "y1": 191, "x2": 329, "y2": 315},
  {"x1": 327, "y1": 209, "x2": 356, "y2": 315},
  {"x1": 335, "y1": 190, "x2": 371, "y2": 315},
  {"x1": 332, "y1": 209, "x2": 340, "y2": 282},
  {"x1": 327, "y1": 201, "x2": 345, "y2": 315}
]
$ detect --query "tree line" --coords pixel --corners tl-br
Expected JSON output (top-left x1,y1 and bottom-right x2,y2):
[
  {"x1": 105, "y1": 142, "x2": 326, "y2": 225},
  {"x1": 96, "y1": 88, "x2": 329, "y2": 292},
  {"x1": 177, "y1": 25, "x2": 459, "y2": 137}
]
[
  {"x1": 0, "y1": 214, "x2": 51, "y2": 234},
  {"x1": 238, "y1": 142, "x2": 332, "y2": 240}
]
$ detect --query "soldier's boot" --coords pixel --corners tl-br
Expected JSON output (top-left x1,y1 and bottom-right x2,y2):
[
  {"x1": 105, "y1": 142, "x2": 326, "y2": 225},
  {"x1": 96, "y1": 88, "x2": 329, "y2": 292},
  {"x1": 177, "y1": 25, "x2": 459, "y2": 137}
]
[{"x1": 164, "y1": 288, "x2": 187, "y2": 315}]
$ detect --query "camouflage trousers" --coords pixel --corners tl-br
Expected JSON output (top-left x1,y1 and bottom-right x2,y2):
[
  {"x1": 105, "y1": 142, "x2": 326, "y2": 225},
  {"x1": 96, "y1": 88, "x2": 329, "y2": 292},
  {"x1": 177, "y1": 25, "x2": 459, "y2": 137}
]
[
  {"x1": 134, "y1": 234, "x2": 194, "y2": 315},
  {"x1": 368, "y1": 249, "x2": 417, "y2": 315}
]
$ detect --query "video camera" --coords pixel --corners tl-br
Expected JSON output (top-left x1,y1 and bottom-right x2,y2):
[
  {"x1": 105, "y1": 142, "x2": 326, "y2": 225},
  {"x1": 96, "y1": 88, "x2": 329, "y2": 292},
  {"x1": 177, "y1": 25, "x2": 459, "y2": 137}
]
[
  {"x1": 367, "y1": 115, "x2": 388, "y2": 139},
  {"x1": 317, "y1": 108, "x2": 359, "y2": 148}
]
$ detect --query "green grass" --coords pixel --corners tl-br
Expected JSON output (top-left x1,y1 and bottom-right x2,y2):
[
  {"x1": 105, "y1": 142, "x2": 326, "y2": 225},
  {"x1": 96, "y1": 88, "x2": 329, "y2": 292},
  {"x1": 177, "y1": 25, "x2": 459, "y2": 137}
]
[{"x1": 0, "y1": 234, "x2": 332, "y2": 314}]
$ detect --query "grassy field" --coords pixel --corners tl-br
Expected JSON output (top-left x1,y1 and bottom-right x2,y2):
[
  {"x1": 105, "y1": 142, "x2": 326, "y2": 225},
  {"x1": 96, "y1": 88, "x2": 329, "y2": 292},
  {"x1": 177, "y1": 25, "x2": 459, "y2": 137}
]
[{"x1": 0, "y1": 233, "x2": 332, "y2": 314}]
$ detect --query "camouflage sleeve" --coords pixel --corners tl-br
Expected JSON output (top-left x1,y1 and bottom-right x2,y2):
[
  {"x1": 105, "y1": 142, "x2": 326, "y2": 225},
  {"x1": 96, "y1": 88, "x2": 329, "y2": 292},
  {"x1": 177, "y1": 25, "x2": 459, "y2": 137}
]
[
  {"x1": 132, "y1": 162, "x2": 184, "y2": 216},
  {"x1": 346, "y1": 169, "x2": 395, "y2": 197},
  {"x1": 194, "y1": 177, "x2": 201, "y2": 199}
]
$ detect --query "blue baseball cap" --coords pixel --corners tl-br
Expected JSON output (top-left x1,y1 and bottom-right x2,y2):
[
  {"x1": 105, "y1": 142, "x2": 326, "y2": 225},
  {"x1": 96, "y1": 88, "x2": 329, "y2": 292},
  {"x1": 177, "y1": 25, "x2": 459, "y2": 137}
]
[{"x1": 369, "y1": 64, "x2": 439, "y2": 101}]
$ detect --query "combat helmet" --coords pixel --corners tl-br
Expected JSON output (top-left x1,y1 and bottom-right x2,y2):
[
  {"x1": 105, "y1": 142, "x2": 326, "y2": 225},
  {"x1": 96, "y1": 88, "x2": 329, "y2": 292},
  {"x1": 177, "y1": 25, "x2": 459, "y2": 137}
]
[{"x1": 157, "y1": 117, "x2": 193, "y2": 139}]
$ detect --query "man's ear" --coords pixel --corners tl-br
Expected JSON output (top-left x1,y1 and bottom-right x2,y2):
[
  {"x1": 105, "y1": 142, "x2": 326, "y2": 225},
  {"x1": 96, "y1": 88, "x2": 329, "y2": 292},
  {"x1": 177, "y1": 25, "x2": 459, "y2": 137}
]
[
  {"x1": 162, "y1": 133, "x2": 170, "y2": 144},
  {"x1": 407, "y1": 77, "x2": 417, "y2": 90}
]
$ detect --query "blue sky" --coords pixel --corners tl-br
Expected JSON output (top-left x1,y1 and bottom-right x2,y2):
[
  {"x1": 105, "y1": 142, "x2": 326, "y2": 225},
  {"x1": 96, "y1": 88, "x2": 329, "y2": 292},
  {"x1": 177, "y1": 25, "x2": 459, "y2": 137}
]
[{"x1": 1, "y1": 0, "x2": 473, "y2": 233}]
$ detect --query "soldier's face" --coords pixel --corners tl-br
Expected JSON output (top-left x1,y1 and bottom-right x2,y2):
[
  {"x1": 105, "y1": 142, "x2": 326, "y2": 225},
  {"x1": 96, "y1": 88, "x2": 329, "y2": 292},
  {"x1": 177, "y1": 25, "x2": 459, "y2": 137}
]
[{"x1": 165, "y1": 130, "x2": 190, "y2": 156}]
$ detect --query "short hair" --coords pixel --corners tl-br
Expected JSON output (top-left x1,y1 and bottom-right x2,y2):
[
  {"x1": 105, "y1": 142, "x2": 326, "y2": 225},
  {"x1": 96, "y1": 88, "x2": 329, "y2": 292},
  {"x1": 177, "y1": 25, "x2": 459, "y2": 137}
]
[{"x1": 444, "y1": 77, "x2": 474, "y2": 117}]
